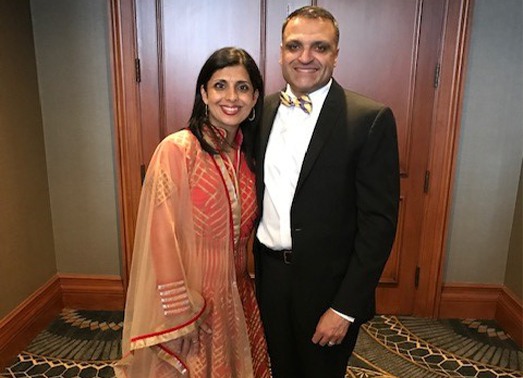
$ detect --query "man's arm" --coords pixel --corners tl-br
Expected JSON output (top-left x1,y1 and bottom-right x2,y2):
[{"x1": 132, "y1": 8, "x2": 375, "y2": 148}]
[{"x1": 332, "y1": 105, "x2": 400, "y2": 319}]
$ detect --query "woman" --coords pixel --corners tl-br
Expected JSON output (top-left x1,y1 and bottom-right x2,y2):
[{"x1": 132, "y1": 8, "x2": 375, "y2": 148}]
[{"x1": 115, "y1": 47, "x2": 270, "y2": 377}]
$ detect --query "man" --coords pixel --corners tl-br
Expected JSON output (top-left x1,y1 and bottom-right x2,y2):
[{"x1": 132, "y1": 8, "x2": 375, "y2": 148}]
[{"x1": 254, "y1": 6, "x2": 400, "y2": 378}]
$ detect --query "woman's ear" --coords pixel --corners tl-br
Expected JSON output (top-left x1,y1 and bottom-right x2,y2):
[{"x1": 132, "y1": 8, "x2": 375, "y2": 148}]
[
  {"x1": 253, "y1": 89, "x2": 260, "y2": 103},
  {"x1": 200, "y1": 84, "x2": 208, "y2": 104}
]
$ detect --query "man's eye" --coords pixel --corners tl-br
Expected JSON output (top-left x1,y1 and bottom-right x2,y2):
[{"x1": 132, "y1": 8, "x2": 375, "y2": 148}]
[
  {"x1": 286, "y1": 43, "x2": 300, "y2": 51},
  {"x1": 315, "y1": 44, "x2": 328, "y2": 52}
]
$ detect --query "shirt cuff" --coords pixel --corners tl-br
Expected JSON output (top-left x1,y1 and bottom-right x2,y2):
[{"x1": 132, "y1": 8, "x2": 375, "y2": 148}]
[{"x1": 330, "y1": 308, "x2": 355, "y2": 323}]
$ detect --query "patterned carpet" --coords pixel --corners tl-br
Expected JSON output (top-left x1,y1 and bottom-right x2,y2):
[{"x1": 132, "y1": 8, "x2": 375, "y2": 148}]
[{"x1": 2, "y1": 309, "x2": 522, "y2": 377}]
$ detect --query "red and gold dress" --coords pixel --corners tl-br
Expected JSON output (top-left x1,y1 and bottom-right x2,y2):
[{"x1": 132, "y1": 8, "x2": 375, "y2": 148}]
[{"x1": 115, "y1": 128, "x2": 270, "y2": 377}]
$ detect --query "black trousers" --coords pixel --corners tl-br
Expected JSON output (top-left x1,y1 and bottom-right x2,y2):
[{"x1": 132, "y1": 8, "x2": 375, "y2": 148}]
[{"x1": 257, "y1": 245, "x2": 361, "y2": 378}]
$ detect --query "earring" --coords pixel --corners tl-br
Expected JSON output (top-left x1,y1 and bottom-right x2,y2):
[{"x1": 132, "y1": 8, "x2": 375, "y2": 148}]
[
  {"x1": 205, "y1": 104, "x2": 208, "y2": 118},
  {"x1": 248, "y1": 108, "x2": 255, "y2": 121}
]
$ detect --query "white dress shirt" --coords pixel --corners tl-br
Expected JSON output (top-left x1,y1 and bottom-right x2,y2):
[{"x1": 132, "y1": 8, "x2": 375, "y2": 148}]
[
  {"x1": 257, "y1": 80, "x2": 354, "y2": 323},
  {"x1": 257, "y1": 80, "x2": 331, "y2": 249}
]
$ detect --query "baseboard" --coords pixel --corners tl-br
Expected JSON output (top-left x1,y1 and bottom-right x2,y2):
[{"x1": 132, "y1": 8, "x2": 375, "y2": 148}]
[
  {"x1": 59, "y1": 273, "x2": 125, "y2": 310},
  {"x1": 496, "y1": 286, "x2": 523, "y2": 347},
  {"x1": 439, "y1": 283, "x2": 501, "y2": 319},
  {"x1": 0, "y1": 274, "x2": 125, "y2": 370},
  {"x1": 0, "y1": 275, "x2": 63, "y2": 369},
  {"x1": 439, "y1": 283, "x2": 522, "y2": 347}
]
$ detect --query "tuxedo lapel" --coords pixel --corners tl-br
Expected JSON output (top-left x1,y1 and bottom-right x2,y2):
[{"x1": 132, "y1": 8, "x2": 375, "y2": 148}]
[
  {"x1": 259, "y1": 94, "x2": 280, "y2": 160},
  {"x1": 295, "y1": 81, "x2": 345, "y2": 194},
  {"x1": 256, "y1": 93, "x2": 280, "y2": 206}
]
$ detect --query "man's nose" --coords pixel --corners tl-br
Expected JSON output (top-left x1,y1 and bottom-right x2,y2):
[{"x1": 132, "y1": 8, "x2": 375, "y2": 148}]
[{"x1": 298, "y1": 47, "x2": 314, "y2": 63}]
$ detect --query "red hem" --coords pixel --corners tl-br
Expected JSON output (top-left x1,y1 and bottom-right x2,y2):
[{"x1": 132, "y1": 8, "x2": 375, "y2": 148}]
[
  {"x1": 131, "y1": 300, "x2": 206, "y2": 342},
  {"x1": 159, "y1": 343, "x2": 189, "y2": 373}
]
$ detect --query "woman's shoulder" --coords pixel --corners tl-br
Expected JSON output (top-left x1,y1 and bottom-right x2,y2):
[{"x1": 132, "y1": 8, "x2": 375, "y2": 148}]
[
  {"x1": 146, "y1": 130, "x2": 203, "y2": 180},
  {"x1": 147, "y1": 129, "x2": 198, "y2": 166},
  {"x1": 154, "y1": 129, "x2": 200, "y2": 156},
  {"x1": 160, "y1": 129, "x2": 196, "y2": 149}
]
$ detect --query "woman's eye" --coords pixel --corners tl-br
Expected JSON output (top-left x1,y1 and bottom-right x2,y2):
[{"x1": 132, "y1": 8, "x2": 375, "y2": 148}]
[
  {"x1": 214, "y1": 82, "x2": 225, "y2": 90},
  {"x1": 238, "y1": 84, "x2": 251, "y2": 92}
]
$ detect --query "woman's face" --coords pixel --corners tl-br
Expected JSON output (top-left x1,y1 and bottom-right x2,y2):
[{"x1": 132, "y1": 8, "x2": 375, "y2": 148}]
[{"x1": 200, "y1": 65, "x2": 258, "y2": 135}]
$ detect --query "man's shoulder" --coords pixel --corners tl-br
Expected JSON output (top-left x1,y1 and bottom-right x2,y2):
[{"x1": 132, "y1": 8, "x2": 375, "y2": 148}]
[{"x1": 341, "y1": 87, "x2": 388, "y2": 113}]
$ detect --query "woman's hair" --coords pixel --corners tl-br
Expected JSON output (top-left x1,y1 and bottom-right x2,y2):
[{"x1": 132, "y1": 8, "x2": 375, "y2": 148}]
[{"x1": 188, "y1": 47, "x2": 264, "y2": 170}]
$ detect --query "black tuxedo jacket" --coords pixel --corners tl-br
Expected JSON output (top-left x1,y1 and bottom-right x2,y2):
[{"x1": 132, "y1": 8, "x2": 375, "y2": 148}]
[{"x1": 254, "y1": 80, "x2": 400, "y2": 327}]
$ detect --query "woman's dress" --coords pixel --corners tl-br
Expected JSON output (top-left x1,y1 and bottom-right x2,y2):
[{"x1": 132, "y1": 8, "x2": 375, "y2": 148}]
[{"x1": 115, "y1": 128, "x2": 270, "y2": 377}]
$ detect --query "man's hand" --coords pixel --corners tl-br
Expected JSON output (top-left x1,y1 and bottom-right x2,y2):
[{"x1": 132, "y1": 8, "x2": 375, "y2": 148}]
[{"x1": 311, "y1": 308, "x2": 350, "y2": 346}]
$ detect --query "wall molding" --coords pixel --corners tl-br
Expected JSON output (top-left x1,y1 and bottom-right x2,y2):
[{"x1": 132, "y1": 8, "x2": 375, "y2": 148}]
[
  {"x1": 2, "y1": 277, "x2": 520, "y2": 370},
  {"x1": 59, "y1": 273, "x2": 125, "y2": 310},
  {"x1": 0, "y1": 275, "x2": 62, "y2": 369},
  {"x1": 496, "y1": 286, "x2": 523, "y2": 347},
  {"x1": 0, "y1": 274, "x2": 124, "y2": 370},
  {"x1": 439, "y1": 283, "x2": 501, "y2": 318},
  {"x1": 439, "y1": 283, "x2": 522, "y2": 347}
]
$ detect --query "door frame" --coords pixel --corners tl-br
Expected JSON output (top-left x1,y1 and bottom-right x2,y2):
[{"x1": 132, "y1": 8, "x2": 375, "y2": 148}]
[{"x1": 108, "y1": 0, "x2": 474, "y2": 317}]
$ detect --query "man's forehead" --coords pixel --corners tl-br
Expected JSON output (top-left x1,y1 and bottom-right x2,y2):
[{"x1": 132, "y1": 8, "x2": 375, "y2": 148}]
[
  {"x1": 282, "y1": 33, "x2": 336, "y2": 46},
  {"x1": 283, "y1": 37, "x2": 333, "y2": 46},
  {"x1": 283, "y1": 18, "x2": 337, "y2": 40}
]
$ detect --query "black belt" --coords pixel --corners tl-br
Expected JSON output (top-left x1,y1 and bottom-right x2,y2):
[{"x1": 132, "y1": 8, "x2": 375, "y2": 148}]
[{"x1": 260, "y1": 243, "x2": 293, "y2": 264}]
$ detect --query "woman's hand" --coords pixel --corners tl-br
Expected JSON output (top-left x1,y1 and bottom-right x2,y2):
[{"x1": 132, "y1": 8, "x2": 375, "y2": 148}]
[{"x1": 169, "y1": 321, "x2": 212, "y2": 357}]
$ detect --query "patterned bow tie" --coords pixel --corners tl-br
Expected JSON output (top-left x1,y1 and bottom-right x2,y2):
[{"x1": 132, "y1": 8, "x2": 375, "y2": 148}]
[{"x1": 280, "y1": 92, "x2": 313, "y2": 114}]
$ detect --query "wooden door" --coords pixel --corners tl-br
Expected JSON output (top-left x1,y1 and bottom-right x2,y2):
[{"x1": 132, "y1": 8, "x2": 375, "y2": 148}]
[
  {"x1": 135, "y1": 0, "x2": 263, "y2": 165},
  {"x1": 316, "y1": 0, "x2": 447, "y2": 314},
  {"x1": 121, "y1": 0, "x2": 465, "y2": 315},
  {"x1": 263, "y1": 0, "x2": 446, "y2": 314}
]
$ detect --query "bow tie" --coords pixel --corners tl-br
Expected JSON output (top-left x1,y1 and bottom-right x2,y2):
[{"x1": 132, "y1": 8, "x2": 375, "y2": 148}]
[{"x1": 280, "y1": 92, "x2": 313, "y2": 114}]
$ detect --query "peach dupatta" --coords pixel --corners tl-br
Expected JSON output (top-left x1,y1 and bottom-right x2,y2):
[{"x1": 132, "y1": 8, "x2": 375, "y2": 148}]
[{"x1": 115, "y1": 129, "x2": 269, "y2": 378}]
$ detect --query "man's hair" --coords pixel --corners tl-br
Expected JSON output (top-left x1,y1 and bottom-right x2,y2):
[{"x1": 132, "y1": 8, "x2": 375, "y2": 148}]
[{"x1": 282, "y1": 6, "x2": 340, "y2": 46}]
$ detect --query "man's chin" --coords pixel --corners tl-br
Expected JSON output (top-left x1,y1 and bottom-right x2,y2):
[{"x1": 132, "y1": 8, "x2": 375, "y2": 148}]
[{"x1": 288, "y1": 81, "x2": 316, "y2": 95}]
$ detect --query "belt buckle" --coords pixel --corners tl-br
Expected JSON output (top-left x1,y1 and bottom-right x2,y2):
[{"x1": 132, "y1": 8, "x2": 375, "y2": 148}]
[{"x1": 283, "y1": 250, "x2": 292, "y2": 264}]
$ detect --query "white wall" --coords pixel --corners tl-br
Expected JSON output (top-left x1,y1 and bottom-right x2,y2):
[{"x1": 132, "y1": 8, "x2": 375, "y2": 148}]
[
  {"x1": 0, "y1": 0, "x2": 56, "y2": 318},
  {"x1": 445, "y1": 0, "x2": 523, "y2": 284},
  {"x1": 30, "y1": 0, "x2": 120, "y2": 275}
]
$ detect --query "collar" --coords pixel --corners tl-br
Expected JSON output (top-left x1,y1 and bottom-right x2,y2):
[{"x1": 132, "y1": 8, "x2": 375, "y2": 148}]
[
  {"x1": 283, "y1": 79, "x2": 333, "y2": 107},
  {"x1": 203, "y1": 123, "x2": 243, "y2": 151}
]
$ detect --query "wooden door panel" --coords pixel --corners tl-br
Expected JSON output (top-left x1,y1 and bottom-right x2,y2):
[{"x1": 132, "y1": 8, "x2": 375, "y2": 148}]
[
  {"x1": 135, "y1": 0, "x2": 162, "y2": 167},
  {"x1": 319, "y1": 0, "x2": 446, "y2": 313},
  {"x1": 319, "y1": 1, "x2": 423, "y2": 301},
  {"x1": 321, "y1": 0, "x2": 420, "y2": 175},
  {"x1": 161, "y1": 0, "x2": 262, "y2": 138},
  {"x1": 137, "y1": 0, "x2": 262, "y2": 165},
  {"x1": 380, "y1": 196, "x2": 405, "y2": 284},
  {"x1": 265, "y1": 0, "x2": 311, "y2": 94}
]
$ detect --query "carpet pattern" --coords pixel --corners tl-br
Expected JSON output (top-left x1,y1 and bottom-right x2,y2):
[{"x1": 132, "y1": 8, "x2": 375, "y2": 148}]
[
  {"x1": 2, "y1": 309, "x2": 521, "y2": 377},
  {"x1": 353, "y1": 316, "x2": 522, "y2": 377}
]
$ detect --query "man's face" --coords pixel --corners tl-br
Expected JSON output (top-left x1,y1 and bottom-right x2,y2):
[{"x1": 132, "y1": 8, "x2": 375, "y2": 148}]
[{"x1": 280, "y1": 17, "x2": 339, "y2": 96}]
